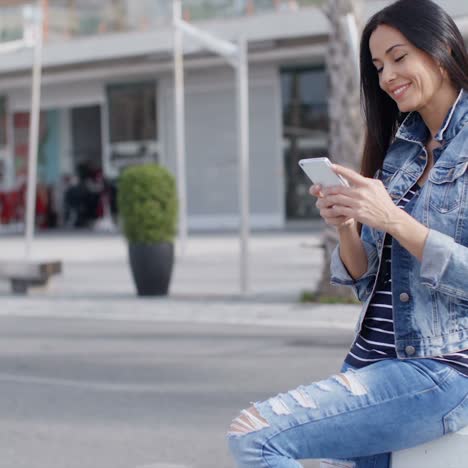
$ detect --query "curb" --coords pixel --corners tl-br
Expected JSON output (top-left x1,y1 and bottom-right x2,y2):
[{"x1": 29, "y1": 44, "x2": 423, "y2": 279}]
[{"x1": 0, "y1": 296, "x2": 361, "y2": 330}]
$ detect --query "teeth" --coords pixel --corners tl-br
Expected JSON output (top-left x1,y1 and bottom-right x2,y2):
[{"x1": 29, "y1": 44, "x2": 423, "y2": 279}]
[{"x1": 394, "y1": 84, "x2": 410, "y2": 96}]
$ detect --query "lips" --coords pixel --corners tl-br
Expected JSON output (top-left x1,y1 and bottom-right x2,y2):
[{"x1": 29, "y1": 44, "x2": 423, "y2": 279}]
[{"x1": 390, "y1": 83, "x2": 412, "y2": 100}]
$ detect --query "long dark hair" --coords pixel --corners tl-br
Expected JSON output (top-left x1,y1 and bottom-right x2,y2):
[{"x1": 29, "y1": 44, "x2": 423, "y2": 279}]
[{"x1": 360, "y1": 0, "x2": 468, "y2": 179}]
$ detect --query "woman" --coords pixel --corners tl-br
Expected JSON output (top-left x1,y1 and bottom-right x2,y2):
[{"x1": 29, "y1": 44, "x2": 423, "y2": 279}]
[{"x1": 227, "y1": 0, "x2": 468, "y2": 466}]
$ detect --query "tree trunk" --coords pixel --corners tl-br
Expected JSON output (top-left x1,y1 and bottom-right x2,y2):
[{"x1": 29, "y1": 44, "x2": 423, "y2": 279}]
[{"x1": 316, "y1": 0, "x2": 364, "y2": 300}]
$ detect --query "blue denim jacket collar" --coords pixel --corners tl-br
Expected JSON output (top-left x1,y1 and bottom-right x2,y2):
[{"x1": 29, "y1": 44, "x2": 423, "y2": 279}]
[{"x1": 395, "y1": 88, "x2": 468, "y2": 145}]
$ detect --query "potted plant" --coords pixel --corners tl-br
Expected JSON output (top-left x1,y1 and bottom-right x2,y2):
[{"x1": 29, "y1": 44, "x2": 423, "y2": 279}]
[{"x1": 117, "y1": 164, "x2": 178, "y2": 296}]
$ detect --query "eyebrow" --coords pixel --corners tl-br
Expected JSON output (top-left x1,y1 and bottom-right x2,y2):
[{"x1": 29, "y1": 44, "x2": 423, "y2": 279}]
[{"x1": 372, "y1": 43, "x2": 406, "y2": 62}]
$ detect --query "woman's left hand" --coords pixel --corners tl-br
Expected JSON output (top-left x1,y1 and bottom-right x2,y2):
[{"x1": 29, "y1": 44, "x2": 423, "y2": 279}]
[{"x1": 321, "y1": 164, "x2": 400, "y2": 232}]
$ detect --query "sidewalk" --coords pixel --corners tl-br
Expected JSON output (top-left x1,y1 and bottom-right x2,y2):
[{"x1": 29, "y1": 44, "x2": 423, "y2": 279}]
[{"x1": 0, "y1": 227, "x2": 361, "y2": 330}]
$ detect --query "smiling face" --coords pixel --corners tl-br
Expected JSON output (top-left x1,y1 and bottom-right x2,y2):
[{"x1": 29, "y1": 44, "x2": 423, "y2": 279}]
[{"x1": 369, "y1": 24, "x2": 451, "y2": 113}]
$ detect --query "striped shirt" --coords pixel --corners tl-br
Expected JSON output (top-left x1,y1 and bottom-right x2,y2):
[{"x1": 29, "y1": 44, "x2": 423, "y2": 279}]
[{"x1": 345, "y1": 182, "x2": 468, "y2": 376}]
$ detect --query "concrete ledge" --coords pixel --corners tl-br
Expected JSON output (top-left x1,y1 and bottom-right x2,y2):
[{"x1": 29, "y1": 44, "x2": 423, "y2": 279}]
[{"x1": 392, "y1": 426, "x2": 468, "y2": 468}]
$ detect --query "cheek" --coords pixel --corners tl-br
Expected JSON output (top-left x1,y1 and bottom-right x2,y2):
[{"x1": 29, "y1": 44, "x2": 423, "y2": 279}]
[
  {"x1": 415, "y1": 74, "x2": 442, "y2": 101},
  {"x1": 414, "y1": 61, "x2": 443, "y2": 91}
]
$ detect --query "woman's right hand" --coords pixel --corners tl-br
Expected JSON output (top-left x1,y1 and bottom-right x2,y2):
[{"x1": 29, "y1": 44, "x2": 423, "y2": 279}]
[{"x1": 309, "y1": 184, "x2": 355, "y2": 229}]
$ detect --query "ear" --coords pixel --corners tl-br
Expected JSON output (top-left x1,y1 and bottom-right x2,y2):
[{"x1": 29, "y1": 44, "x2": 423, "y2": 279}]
[
  {"x1": 438, "y1": 52, "x2": 451, "y2": 79},
  {"x1": 438, "y1": 44, "x2": 452, "y2": 71},
  {"x1": 439, "y1": 65, "x2": 449, "y2": 81}
]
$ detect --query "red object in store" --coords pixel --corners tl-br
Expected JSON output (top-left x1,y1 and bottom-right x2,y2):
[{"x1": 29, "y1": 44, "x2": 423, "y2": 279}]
[
  {"x1": 0, "y1": 184, "x2": 48, "y2": 227},
  {"x1": 0, "y1": 188, "x2": 22, "y2": 224}
]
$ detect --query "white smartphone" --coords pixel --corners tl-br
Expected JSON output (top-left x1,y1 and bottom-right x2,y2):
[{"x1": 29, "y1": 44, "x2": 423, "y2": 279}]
[{"x1": 298, "y1": 157, "x2": 349, "y2": 187}]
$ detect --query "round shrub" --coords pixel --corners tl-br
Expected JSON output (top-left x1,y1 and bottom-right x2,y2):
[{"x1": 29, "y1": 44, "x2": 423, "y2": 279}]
[{"x1": 117, "y1": 164, "x2": 178, "y2": 244}]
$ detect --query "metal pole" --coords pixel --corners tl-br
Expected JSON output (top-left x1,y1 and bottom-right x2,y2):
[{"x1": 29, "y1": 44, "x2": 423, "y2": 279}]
[
  {"x1": 173, "y1": 0, "x2": 188, "y2": 256},
  {"x1": 25, "y1": 1, "x2": 43, "y2": 259},
  {"x1": 174, "y1": 18, "x2": 237, "y2": 65},
  {"x1": 5, "y1": 97, "x2": 14, "y2": 191},
  {"x1": 236, "y1": 36, "x2": 250, "y2": 295},
  {"x1": 172, "y1": 18, "x2": 251, "y2": 294}
]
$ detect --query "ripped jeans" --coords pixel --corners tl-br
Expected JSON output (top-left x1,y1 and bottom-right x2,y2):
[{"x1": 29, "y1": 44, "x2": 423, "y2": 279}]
[{"x1": 227, "y1": 359, "x2": 468, "y2": 467}]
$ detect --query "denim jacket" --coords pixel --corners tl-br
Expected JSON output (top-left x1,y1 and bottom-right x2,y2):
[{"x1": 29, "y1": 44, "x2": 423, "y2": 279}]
[{"x1": 330, "y1": 88, "x2": 468, "y2": 359}]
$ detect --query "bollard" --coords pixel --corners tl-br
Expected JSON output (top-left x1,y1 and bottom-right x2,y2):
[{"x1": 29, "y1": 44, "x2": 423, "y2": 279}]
[{"x1": 391, "y1": 425, "x2": 468, "y2": 467}]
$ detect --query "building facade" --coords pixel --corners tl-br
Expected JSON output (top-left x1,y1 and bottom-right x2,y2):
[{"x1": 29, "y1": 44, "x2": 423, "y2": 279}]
[{"x1": 0, "y1": 0, "x2": 466, "y2": 230}]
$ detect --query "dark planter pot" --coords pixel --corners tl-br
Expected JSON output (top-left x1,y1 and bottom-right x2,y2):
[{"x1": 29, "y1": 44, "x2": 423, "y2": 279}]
[{"x1": 128, "y1": 242, "x2": 174, "y2": 296}]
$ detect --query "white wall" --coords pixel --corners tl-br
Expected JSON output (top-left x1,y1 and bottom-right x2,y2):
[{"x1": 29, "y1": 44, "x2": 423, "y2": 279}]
[
  {"x1": 160, "y1": 63, "x2": 285, "y2": 230},
  {"x1": 8, "y1": 79, "x2": 104, "y2": 112}
]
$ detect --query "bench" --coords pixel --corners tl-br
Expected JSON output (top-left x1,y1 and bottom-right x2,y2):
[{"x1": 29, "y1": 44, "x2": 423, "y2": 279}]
[
  {"x1": 392, "y1": 425, "x2": 468, "y2": 467},
  {"x1": 0, "y1": 260, "x2": 62, "y2": 294}
]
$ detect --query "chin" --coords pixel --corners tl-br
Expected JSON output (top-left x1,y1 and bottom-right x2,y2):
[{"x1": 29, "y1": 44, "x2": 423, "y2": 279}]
[
  {"x1": 396, "y1": 100, "x2": 418, "y2": 113},
  {"x1": 397, "y1": 104, "x2": 413, "y2": 113}
]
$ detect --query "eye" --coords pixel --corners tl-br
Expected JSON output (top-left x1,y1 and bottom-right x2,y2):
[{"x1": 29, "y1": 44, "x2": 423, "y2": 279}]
[
  {"x1": 395, "y1": 54, "x2": 407, "y2": 62},
  {"x1": 376, "y1": 67, "x2": 383, "y2": 74}
]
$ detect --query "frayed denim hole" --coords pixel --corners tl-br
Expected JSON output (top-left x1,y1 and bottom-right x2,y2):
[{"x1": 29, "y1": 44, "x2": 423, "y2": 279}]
[
  {"x1": 331, "y1": 371, "x2": 367, "y2": 396},
  {"x1": 227, "y1": 405, "x2": 270, "y2": 437},
  {"x1": 268, "y1": 395, "x2": 292, "y2": 415},
  {"x1": 315, "y1": 380, "x2": 334, "y2": 392},
  {"x1": 289, "y1": 388, "x2": 318, "y2": 409}
]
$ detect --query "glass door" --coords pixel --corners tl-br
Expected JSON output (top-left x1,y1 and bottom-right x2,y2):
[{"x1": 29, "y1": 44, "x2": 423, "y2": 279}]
[{"x1": 281, "y1": 66, "x2": 329, "y2": 219}]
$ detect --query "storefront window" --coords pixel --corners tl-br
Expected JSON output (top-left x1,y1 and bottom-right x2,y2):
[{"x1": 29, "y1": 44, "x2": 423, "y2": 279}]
[
  {"x1": 107, "y1": 82, "x2": 156, "y2": 143},
  {"x1": 0, "y1": 0, "x2": 328, "y2": 42},
  {"x1": 0, "y1": 6, "x2": 23, "y2": 44},
  {"x1": 106, "y1": 81, "x2": 158, "y2": 171},
  {"x1": 182, "y1": 0, "x2": 325, "y2": 21},
  {"x1": 281, "y1": 66, "x2": 329, "y2": 219}
]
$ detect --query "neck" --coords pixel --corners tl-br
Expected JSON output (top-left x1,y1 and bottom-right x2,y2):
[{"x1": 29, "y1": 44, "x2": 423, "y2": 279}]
[{"x1": 418, "y1": 85, "x2": 460, "y2": 138}]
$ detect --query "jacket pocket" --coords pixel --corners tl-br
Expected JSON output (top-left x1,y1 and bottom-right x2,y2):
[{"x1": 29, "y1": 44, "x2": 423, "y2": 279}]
[
  {"x1": 428, "y1": 161, "x2": 468, "y2": 213},
  {"x1": 443, "y1": 393, "x2": 468, "y2": 435},
  {"x1": 449, "y1": 297, "x2": 468, "y2": 332}
]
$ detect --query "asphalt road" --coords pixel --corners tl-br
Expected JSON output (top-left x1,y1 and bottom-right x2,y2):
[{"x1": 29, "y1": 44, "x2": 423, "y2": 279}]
[{"x1": 0, "y1": 316, "x2": 353, "y2": 468}]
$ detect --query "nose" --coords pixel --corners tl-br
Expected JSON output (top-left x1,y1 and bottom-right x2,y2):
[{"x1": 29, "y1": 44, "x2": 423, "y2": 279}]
[{"x1": 380, "y1": 65, "x2": 397, "y2": 90}]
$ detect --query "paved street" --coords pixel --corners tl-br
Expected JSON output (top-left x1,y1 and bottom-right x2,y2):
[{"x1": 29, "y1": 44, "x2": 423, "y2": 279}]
[
  {"x1": 0, "y1": 229, "x2": 361, "y2": 467},
  {"x1": 0, "y1": 317, "x2": 353, "y2": 468}
]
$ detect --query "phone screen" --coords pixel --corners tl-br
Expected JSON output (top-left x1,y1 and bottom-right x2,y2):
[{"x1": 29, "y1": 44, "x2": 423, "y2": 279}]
[{"x1": 298, "y1": 158, "x2": 349, "y2": 187}]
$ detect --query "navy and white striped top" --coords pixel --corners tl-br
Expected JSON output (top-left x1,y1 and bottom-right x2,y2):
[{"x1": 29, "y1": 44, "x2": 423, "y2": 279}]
[{"x1": 345, "y1": 182, "x2": 468, "y2": 376}]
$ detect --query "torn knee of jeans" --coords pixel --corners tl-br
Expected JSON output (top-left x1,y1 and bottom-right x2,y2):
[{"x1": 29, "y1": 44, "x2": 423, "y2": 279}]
[
  {"x1": 331, "y1": 370, "x2": 367, "y2": 396},
  {"x1": 228, "y1": 406, "x2": 270, "y2": 436},
  {"x1": 315, "y1": 380, "x2": 333, "y2": 392},
  {"x1": 289, "y1": 387, "x2": 317, "y2": 409},
  {"x1": 320, "y1": 459, "x2": 356, "y2": 468},
  {"x1": 268, "y1": 394, "x2": 292, "y2": 415}
]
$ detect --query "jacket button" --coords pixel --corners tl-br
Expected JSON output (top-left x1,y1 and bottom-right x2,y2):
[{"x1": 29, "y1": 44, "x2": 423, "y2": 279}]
[
  {"x1": 399, "y1": 292, "x2": 410, "y2": 302},
  {"x1": 405, "y1": 345, "x2": 416, "y2": 356}
]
